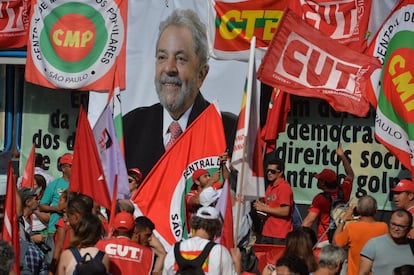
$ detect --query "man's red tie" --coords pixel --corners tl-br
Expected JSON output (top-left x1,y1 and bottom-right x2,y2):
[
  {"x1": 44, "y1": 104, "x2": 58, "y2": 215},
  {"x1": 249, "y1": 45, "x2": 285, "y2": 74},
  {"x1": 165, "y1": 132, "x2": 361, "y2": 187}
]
[{"x1": 165, "y1": 121, "x2": 182, "y2": 150}]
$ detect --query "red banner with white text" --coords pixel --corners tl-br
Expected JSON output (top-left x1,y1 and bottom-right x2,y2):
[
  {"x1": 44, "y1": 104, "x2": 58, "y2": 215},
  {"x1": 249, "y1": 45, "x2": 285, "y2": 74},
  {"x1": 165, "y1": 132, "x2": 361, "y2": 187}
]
[
  {"x1": 0, "y1": 0, "x2": 30, "y2": 49},
  {"x1": 257, "y1": 8, "x2": 381, "y2": 117},
  {"x1": 289, "y1": 0, "x2": 372, "y2": 52}
]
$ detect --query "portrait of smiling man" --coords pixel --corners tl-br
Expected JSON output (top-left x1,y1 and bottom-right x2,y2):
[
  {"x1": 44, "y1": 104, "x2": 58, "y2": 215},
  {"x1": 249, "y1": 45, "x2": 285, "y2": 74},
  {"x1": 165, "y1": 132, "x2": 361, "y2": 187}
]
[{"x1": 123, "y1": 9, "x2": 237, "y2": 180}]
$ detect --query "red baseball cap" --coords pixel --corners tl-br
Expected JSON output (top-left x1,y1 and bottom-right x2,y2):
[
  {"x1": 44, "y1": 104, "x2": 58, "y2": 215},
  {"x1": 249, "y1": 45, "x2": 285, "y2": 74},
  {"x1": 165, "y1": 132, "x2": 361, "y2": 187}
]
[
  {"x1": 192, "y1": 169, "x2": 209, "y2": 183},
  {"x1": 391, "y1": 179, "x2": 414, "y2": 193},
  {"x1": 314, "y1": 169, "x2": 337, "y2": 183},
  {"x1": 113, "y1": 211, "x2": 135, "y2": 232},
  {"x1": 59, "y1": 153, "x2": 73, "y2": 165}
]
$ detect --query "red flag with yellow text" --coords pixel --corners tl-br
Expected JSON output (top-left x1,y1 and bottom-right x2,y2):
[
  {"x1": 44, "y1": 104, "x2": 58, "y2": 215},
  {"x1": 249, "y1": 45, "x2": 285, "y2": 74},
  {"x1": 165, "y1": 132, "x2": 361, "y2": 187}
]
[
  {"x1": 208, "y1": 0, "x2": 288, "y2": 60},
  {"x1": 69, "y1": 106, "x2": 111, "y2": 209}
]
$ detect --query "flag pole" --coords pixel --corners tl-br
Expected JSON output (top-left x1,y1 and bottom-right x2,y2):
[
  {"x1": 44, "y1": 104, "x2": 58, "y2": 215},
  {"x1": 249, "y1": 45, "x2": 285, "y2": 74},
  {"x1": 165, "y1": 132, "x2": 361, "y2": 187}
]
[{"x1": 234, "y1": 36, "x2": 256, "y2": 246}]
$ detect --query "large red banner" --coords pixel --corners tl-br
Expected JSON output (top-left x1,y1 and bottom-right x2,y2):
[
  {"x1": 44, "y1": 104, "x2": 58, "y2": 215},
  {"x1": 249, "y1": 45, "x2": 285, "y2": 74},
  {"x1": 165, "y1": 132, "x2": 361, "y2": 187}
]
[
  {"x1": 257, "y1": 8, "x2": 381, "y2": 117},
  {"x1": 0, "y1": 0, "x2": 29, "y2": 49},
  {"x1": 209, "y1": 0, "x2": 288, "y2": 60},
  {"x1": 289, "y1": 0, "x2": 372, "y2": 52}
]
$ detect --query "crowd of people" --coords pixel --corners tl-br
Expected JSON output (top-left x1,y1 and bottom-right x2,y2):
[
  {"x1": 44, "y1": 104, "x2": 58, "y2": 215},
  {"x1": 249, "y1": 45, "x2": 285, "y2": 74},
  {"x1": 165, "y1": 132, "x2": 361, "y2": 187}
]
[{"x1": 2, "y1": 7, "x2": 414, "y2": 275}]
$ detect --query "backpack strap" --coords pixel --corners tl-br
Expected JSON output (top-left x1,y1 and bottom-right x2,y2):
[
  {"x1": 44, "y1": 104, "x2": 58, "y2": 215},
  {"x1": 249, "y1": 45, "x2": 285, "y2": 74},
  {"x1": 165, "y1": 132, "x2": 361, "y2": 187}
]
[
  {"x1": 94, "y1": 251, "x2": 105, "y2": 261},
  {"x1": 174, "y1": 241, "x2": 216, "y2": 270},
  {"x1": 69, "y1": 247, "x2": 83, "y2": 264}
]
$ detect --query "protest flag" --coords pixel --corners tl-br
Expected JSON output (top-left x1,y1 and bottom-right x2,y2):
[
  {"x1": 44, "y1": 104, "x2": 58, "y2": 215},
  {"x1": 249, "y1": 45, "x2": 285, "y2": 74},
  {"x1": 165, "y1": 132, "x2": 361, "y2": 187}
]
[
  {"x1": 20, "y1": 143, "x2": 35, "y2": 188},
  {"x1": 257, "y1": 8, "x2": 381, "y2": 117},
  {"x1": 261, "y1": 88, "x2": 290, "y2": 153},
  {"x1": 70, "y1": 106, "x2": 111, "y2": 209},
  {"x1": 93, "y1": 104, "x2": 129, "y2": 199},
  {"x1": 132, "y1": 103, "x2": 226, "y2": 247},
  {"x1": 365, "y1": 0, "x2": 414, "y2": 177},
  {"x1": 2, "y1": 162, "x2": 20, "y2": 275}
]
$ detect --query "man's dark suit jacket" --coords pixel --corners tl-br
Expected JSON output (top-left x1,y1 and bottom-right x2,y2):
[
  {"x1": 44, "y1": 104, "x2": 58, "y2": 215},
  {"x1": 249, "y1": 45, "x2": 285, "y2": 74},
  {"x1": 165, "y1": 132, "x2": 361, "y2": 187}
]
[{"x1": 123, "y1": 93, "x2": 237, "y2": 179}]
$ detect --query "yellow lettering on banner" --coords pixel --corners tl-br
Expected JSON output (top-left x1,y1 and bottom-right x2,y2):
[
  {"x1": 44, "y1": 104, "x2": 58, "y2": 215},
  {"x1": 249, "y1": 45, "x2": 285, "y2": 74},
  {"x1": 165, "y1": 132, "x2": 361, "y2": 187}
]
[
  {"x1": 219, "y1": 10, "x2": 240, "y2": 39},
  {"x1": 52, "y1": 29, "x2": 94, "y2": 47},
  {"x1": 389, "y1": 55, "x2": 414, "y2": 111},
  {"x1": 263, "y1": 10, "x2": 282, "y2": 40},
  {"x1": 219, "y1": 10, "x2": 282, "y2": 40},
  {"x1": 242, "y1": 10, "x2": 264, "y2": 38}
]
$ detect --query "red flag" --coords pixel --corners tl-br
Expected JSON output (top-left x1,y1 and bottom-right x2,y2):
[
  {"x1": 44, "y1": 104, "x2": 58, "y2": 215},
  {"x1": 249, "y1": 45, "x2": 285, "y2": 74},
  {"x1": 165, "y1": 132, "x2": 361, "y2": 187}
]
[
  {"x1": 21, "y1": 144, "x2": 35, "y2": 188},
  {"x1": 107, "y1": 176, "x2": 118, "y2": 237},
  {"x1": 2, "y1": 162, "x2": 20, "y2": 275},
  {"x1": 132, "y1": 103, "x2": 226, "y2": 247},
  {"x1": 257, "y1": 8, "x2": 381, "y2": 117},
  {"x1": 70, "y1": 106, "x2": 111, "y2": 209},
  {"x1": 261, "y1": 88, "x2": 290, "y2": 153},
  {"x1": 215, "y1": 180, "x2": 234, "y2": 251},
  {"x1": 289, "y1": 0, "x2": 373, "y2": 52},
  {"x1": 0, "y1": 1, "x2": 30, "y2": 49}
]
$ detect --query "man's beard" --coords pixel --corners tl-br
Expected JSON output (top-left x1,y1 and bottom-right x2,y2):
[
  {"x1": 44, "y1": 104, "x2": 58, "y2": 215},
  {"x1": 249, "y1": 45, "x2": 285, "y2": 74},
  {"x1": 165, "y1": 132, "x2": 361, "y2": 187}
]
[{"x1": 155, "y1": 75, "x2": 197, "y2": 114}]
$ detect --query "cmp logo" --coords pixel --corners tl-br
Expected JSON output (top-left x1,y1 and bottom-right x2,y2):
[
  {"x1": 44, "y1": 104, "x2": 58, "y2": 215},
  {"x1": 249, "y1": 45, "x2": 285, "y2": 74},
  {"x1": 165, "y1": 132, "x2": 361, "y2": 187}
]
[
  {"x1": 377, "y1": 4, "x2": 414, "y2": 124},
  {"x1": 29, "y1": 0, "x2": 124, "y2": 88}
]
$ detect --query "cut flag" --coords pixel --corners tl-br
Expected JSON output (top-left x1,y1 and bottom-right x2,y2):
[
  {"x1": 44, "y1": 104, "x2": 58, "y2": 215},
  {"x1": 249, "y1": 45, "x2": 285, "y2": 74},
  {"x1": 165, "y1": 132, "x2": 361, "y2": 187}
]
[
  {"x1": 132, "y1": 103, "x2": 226, "y2": 247},
  {"x1": 20, "y1": 143, "x2": 35, "y2": 188},
  {"x1": 93, "y1": 104, "x2": 129, "y2": 199},
  {"x1": 365, "y1": 0, "x2": 414, "y2": 177},
  {"x1": 257, "y1": 8, "x2": 381, "y2": 118},
  {"x1": 261, "y1": 88, "x2": 290, "y2": 153},
  {"x1": 2, "y1": 162, "x2": 20, "y2": 275},
  {"x1": 70, "y1": 106, "x2": 111, "y2": 209},
  {"x1": 288, "y1": 0, "x2": 373, "y2": 52},
  {"x1": 231, "y1": 36, "x2": 265, "y2": 201}
]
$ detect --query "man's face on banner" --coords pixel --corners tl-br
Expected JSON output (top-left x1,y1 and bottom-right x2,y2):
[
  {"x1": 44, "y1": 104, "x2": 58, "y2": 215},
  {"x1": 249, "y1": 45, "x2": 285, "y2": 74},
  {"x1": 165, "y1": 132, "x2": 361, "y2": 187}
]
[{"x1": 154, "y1": 25, "x2": 207, "y2": 117}]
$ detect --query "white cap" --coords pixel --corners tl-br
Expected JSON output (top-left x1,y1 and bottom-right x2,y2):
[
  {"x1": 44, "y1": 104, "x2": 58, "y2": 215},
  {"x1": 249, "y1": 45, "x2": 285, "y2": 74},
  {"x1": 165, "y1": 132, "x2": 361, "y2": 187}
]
[
  {"x1": 195, "y1": 206, "x2": 220, "y2": 220},
  {"x1": 199, "y1": 187, "x2": 221, "y2": 206}
]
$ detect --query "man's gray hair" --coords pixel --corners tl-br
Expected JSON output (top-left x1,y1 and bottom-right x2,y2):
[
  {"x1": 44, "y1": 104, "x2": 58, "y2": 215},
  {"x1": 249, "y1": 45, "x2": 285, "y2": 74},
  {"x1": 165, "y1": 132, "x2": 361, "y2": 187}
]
[
  {"x1": 318, "y1": 244, "x2": 346, "y2": 269},
  {"x1": 357, "y1": 195, "x2": 377, "y2": 217},
  {"x1": 157, "y1": 9, "x2": 209, "y2": 67}
]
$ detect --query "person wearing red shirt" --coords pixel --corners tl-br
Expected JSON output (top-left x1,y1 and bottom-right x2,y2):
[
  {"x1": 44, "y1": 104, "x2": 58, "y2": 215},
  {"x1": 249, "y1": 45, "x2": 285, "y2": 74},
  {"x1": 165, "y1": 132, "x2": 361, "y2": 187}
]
[
  {"x1": 96, "y1": 212, "x2": 154, "y2": 275},
  {"x1": 253, "y1": 159, "x2": 293, "y2": 244},
  {"x1": 302, "y1": 144, "x2": 354, "y2": 246}
]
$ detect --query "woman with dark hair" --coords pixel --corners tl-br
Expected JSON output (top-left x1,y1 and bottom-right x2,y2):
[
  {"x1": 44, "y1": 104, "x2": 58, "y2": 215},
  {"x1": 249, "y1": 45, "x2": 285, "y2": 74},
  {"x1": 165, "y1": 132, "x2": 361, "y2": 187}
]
[{"x1": 57, "y1": 214, "x2": 109, "y2": 275}]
